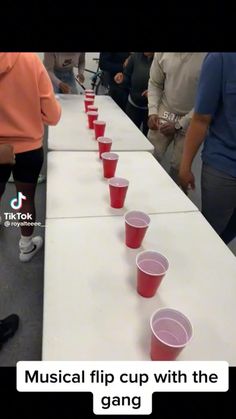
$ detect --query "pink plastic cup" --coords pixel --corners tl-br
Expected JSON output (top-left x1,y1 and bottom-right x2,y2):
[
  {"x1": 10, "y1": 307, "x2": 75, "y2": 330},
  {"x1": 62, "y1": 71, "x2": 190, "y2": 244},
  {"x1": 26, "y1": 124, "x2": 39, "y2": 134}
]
[
  {"x1": 87, "y1": 105, "x2": 98, "y2": 113},
  {"x1": 84, "y1": 97, "x2": 94, "y2": 112},
  {"x1": 136, "y1": 250, "x2": 169, "y2": 298},
  {"x1": 125, "y1": 210, "x2": 151, "y2": 249},
  {"x1": 109, "y1": 177, "x2": 129, "y2": 209},
  {"x1": 87, "y1": 111, "x2": 98, "y2": 129},
  {"x1": 101, "y1": 152, "x2": 119, "y2": 178},
  {"x1": 94, "y1": 120, "x2": 106, "y2": 140},
  {"x1": 98, "y1": 137, "x2": 112, "y2": 159},
  {"x1": 150, "y1": 308, "x2": 193, "y2": 360}
]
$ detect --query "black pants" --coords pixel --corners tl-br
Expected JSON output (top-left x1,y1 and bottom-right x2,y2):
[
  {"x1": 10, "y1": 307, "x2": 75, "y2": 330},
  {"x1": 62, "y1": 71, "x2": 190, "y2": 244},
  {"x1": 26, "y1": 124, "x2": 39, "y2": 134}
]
[
  {"x1": 126, "y1": 101, "x2": 149, "y2": 136},
  {"x1": 0, "y1": 147, "x2": 44, "y2": 236},
  {"x1": 109, "y1": 84, "x2": 128, "y2": 112}
]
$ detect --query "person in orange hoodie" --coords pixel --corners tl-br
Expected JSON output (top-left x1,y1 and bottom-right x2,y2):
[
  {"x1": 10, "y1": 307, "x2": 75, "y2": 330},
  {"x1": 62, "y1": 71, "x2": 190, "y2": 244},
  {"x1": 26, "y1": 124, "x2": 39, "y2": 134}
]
[{"x1": 0, "y1": 53, "x2": 61, "y2": 262}]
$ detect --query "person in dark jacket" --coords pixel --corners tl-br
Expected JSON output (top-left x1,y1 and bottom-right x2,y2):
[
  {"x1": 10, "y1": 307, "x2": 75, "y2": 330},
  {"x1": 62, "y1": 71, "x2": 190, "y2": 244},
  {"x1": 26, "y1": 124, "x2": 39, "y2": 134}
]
[
  {"x1": 114, "y1": 52, "x2": 154, "y2": 136},
  {"x1": 99, "y1": 52, "x2": 130, "y2": 111}
]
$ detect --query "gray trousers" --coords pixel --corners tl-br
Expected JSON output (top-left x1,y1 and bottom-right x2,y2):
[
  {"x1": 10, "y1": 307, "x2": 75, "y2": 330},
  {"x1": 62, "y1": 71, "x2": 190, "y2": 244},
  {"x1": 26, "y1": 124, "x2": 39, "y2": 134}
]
[{"x1": 201, "y1": 163, "x2": 236, "y2": 243}]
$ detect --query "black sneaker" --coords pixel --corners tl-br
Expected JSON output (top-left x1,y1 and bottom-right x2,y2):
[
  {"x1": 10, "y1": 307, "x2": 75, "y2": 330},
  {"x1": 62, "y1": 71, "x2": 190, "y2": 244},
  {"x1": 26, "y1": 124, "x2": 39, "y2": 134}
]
[{"x1": 0, "y1": 314, "x2": 19, "y2": 348}]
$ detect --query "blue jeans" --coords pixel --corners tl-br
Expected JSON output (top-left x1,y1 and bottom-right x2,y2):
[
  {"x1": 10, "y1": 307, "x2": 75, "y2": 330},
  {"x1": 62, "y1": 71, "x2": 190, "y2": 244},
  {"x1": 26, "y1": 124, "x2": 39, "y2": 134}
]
[
  {"x1": 53, "y1": 68, "x2": 78, "y2": 94},
  {"x1": 201, "y1": 163, "x2": 236, "y2": 243}
]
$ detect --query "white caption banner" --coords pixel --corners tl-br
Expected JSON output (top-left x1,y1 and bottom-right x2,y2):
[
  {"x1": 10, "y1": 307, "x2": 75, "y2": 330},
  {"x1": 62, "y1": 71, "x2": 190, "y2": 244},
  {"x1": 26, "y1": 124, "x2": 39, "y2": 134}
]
[{"x1": 17, "y1": 361, "x2": 229, "y2": 415}]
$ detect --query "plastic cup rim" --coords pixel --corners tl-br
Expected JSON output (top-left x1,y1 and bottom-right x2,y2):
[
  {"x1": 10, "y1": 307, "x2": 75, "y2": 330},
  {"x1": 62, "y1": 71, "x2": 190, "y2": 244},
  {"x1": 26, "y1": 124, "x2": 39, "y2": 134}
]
[
  {"x1": 97, "y1": 137, "x2": 112, "y2": 144},
  {"x1": 101, "y1": 152, "x2": 119, "y2": 160},
  {"x1": 124, "y1": 210, "x2": 151, "y2": 228},
  {"x1": 150, "y1": 307, "x2": 194, "y2": 348},
  {"x1": 93, "y1": 120, "x2": 106, "y2": 125},
  {"x1": 87, "y1": 111, "x2": 98, "y2": 116},
  {"x1": 136, "y1": 249, "x2": 169, "y2": 276},
  {"x1": 109, "y1": 177, "x2": 129, "y2": 187}
]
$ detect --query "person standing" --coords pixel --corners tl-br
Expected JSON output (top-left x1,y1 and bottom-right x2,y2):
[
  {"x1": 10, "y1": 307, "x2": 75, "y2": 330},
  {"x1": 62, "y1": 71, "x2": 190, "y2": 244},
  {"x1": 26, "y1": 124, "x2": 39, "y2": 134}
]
[
  {"x1": 0, "y1": 53, "x2": 61, "y2": 261},
  {"x1": 99, "y1": 52, "x2": 130, "y2": 110},
  {"x1": 114, "y1": 52, "x2": 154, "y2": 136},
  {"x1": 44, "y1": 52, "x2": 86, "y2": 94},
  {"x1": 147, "y1": 52, "x2": 206, "y2": 183},
  {"x1": 179, "y1": 53, "x2": 236, "y2": 244}
]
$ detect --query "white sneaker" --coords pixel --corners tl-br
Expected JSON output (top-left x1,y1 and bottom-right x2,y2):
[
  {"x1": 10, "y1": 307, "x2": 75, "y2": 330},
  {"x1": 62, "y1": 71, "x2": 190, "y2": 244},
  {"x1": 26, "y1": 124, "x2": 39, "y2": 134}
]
[
  {"x1": 8, "y1": 174, "x2": 14, "y2": 183},
  {"x1": 19, "y1": 236, "x2": 43, "y2": 262}
]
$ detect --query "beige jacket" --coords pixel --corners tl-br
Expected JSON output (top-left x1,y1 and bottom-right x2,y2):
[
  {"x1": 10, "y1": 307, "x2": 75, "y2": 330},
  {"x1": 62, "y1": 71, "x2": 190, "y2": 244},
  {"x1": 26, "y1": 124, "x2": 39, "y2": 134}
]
[
  {"x1": 44, "y1": 53, "x2": 85, "y2": 87},
  {"x1": 148, "y1": 52, "x2": 206, "y2": 130}
]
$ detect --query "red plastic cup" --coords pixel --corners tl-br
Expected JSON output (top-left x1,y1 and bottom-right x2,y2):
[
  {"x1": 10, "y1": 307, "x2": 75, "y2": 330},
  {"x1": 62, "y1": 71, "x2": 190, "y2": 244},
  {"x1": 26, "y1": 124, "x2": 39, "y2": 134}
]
[
  {"x1": 101, "y1": 152, "x2": 119, "y2": 178},
  {"x1": 85, "y1": 89, "x2": 94, "y2": 94},
  {"x1": 87, "y1": 105, "x2": 98, "y2": 113},
  {"x1": 150, "y1": 308, "x2": 193, "y2": 360},
  {"x1": 109, "y1": 177, "x2": 129, "y2": 209},
  {"x1": 125, "y1": 210, "x2": 151, "y2": 248},
  {"x1": 87, "y1": 111, "x2": 98, "y2": 129},
  {"x1": 98, "y1": 137, "x2": 112, "y2": 159},
  {"x1": 86, "y1": 93, "x2": 95, "y2": 99},
  {"x1": 136, "y1": 250, "x2": 169, "y2": 298},
  {"x1": 84, "y1": 97, "x2": 94, "y2": 112},
  {"x1": 94, "y1": 120, "x2": 106, "y2": 140}
]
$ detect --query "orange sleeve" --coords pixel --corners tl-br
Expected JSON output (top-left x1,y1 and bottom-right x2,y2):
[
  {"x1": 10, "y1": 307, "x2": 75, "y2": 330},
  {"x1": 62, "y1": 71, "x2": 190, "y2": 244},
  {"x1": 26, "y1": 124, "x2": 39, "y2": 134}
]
[{"x1": 38, "y1": 61, "x2": 61, "y2": 126}]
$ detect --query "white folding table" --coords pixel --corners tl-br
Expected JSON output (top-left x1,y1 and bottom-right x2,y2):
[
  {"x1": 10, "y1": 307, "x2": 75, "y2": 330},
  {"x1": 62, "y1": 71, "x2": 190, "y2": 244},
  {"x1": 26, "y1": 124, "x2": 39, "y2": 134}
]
[
  {"x1": 42, "y1": 212, "x2": 236, "y2": 364},
  {"x1": 48, "y1": 95, "x2": 154, "y2": 152},
  {"x1": 46, "y1": 151, "x2": 198, "y2": 218}
]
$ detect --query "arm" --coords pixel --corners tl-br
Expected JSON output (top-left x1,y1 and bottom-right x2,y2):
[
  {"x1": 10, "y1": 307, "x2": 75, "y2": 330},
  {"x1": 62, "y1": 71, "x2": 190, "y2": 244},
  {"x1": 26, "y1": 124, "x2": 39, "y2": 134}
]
[
  {"x1": 148, "y1": 53, "x2": 165, "y2": 116},
  {"x1": 99, "y1": 52, "x2": 124, "y2": 74},
  {"x1": 120, "y1": 54, "x2": 134, "y2": 88},
  {"x1": 43, "y1": 53, "x2": 62, "y2": 88},
  {"x1": 179, "y1": 53, "x2": 223, "y2": 191},
  {"x1": 179, "y1": 114, "x2": 211, "y2": 191},
  {"x1": 38, "y1": 62, "x2": 61, "y2": 125},
  {"x1": 78, "y1": 53, "x2": 85, "y2": 75}
]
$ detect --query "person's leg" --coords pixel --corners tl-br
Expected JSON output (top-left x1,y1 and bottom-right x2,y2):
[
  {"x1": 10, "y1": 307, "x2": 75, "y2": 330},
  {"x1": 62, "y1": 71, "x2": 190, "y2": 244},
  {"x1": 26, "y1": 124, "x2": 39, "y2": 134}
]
[
  {"x1": 201, "y1": 163, "x2": 236, "y2": 241},
  {"x1": 0, "y1": 314, "x2": 19, "y2": 349},
  {"x1": 147, "y1": 128, "x2": 172, "y2": 162},
  {"x1": 109, "y1": 84, "x2": 128, "y2": 111},
  {"x1": 0, "y1": 164, "x2": 12, "y2": 222},
  {"x1": 221, "y1": 209, "x2": 236, "y2": 244},
  {"x1": 125, "y1": 101, "x2": 143, "y2": 128},
  {"x1": 12, "y1": 148, "x2": 44, "y2": 261},
  {"x1": 170, "y1": 131, "x2": 185, "y2": 184},
  {"x1": 61, "y1": 70, "x2": 78, "y2": 94},
  {"x1": 141, "y1": 109, "x2": 149, "y2": 136}
]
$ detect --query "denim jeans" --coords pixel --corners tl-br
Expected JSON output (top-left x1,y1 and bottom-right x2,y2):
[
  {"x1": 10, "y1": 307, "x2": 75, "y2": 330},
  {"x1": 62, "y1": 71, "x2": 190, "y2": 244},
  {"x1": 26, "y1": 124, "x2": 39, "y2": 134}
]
[
  {"x1": 53, "y1": 68, "x2": 78, "y2": 94},
  {"x1": 201, "y1": 163, "x2": 236, "y2": 243}
]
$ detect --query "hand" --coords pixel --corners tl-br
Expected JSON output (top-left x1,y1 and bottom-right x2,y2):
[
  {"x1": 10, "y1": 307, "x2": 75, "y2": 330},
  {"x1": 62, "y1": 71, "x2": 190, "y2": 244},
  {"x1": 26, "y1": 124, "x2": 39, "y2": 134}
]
[
  {"x1": 159, "y1": 121, "x2": 176, "y2": 136},
  {"x1": 114, "y1": 72, "x2": 124, "y2": 84},
  {"x1": 141, "y1": 90, "x2": 148, "y2": 97},
  {"x1": 77, "y1": 74, "x2": 85, "y2": 84},
  {"x1": 148, "y1": 114, "x2": 159, "y2": 130},
  {"x1": 0, "y1": 144, "x2": 15, "y2": 165},
  {"x1": 179, "y1": 167, "x2": 195, "y2": 194},
  {"x1": 59, "y1": 82, "x2": 71, "y2": 94}
]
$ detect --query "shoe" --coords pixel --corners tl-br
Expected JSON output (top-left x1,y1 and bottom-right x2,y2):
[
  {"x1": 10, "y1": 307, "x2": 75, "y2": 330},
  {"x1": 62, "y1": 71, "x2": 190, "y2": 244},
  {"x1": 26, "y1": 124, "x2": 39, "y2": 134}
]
[
  {"x1": 19, "y1": 236, "x2": 43, "y2": 262},
  {"x1": 0, "y1": 314, "x2": 19, "y2": 348},
  {"x1": 8, "y1": 174, "x2": 14, "y2": 183},
  {"x1": 38, "y1": 174, "x2": 46, "y2": 184}
]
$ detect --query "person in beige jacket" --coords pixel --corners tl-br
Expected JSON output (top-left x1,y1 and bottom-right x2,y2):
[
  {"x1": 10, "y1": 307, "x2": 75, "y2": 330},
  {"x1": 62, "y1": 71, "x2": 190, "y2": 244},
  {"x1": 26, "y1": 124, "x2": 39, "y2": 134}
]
[
  {"x1": 148, "y1": 52, "x2": 206, "y2": 183},
  {"x1": 44, "y1": 53, "x2": 85, "y2": 94}
]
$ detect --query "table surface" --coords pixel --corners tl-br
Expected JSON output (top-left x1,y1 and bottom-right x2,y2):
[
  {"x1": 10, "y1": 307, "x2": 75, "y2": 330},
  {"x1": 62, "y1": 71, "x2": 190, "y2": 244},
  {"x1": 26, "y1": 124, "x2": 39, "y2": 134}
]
[
  {"x1": 48, "y1": 95, "x2": 154, "y2": 152},
  {"x1": 46, "y1": 151, "x2": 198, "y2": 218},
  {"x1": 42, "y1": 212, "x2": 236, "y2": 363}
]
